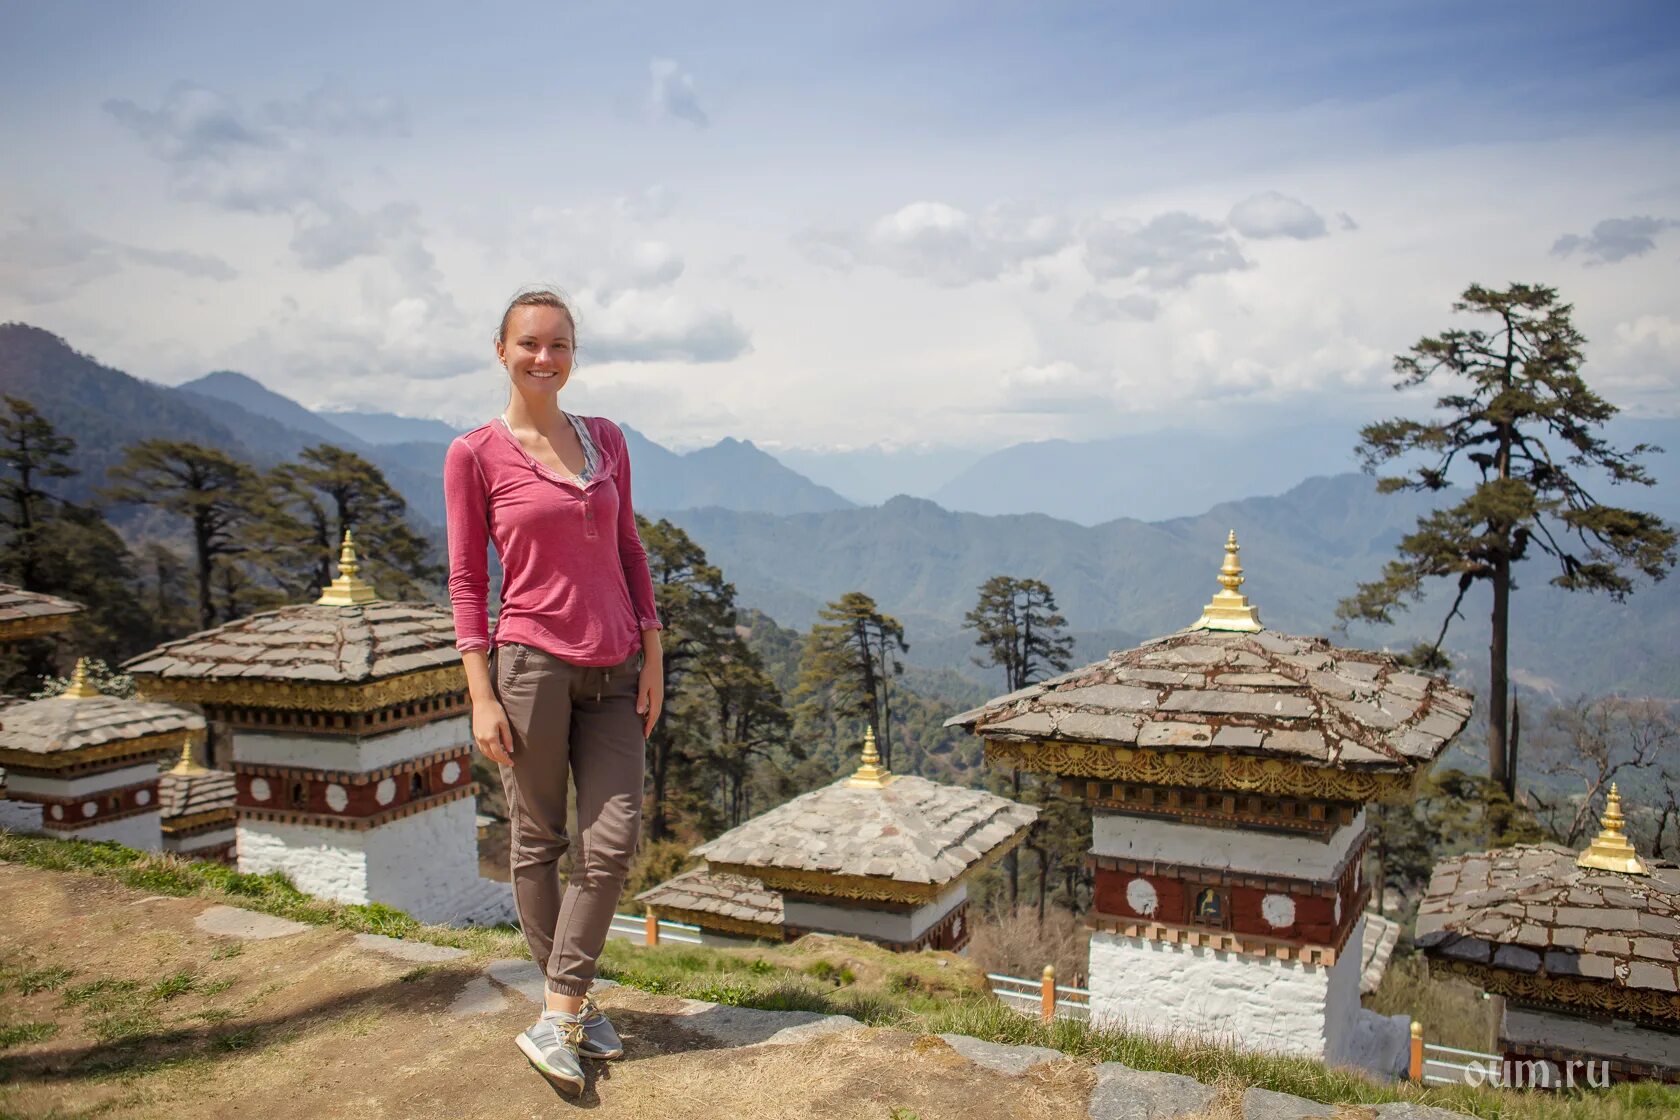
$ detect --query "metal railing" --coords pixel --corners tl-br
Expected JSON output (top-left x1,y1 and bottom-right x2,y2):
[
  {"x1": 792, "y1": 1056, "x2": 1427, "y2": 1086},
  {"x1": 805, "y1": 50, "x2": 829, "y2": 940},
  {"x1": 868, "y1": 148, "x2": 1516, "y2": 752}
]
[
  {"x1": 987, "y1": 965, "x2": 1090, "y2": 1023},
  {"x1": 1409, "y1": 1022, "x2": 1502, "y2": 1086},
  {"x1": 606, "y1": 912, "x2": 704, "y2": 946}
]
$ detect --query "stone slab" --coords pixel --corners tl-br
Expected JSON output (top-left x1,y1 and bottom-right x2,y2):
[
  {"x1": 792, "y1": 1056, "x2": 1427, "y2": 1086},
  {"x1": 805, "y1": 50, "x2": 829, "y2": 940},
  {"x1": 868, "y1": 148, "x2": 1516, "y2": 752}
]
[
  {"x1": 1372, "y1": 1105, "x2": 1474, "y2": 1120},
  {"x1": 937, "y1": 1033, "x2": 1065, "y2": 1076},
  {"x1": 194, "y1": 904, "x2": 308, "y2": 940},
  {"x1": 1087, "y1": 1062, "x2": 1218, "y2": 1120},
  {"x1": 675, "y1": 1000, "x2": 859, "y2": 1048},
  {"x1": 354, "y1": 933, "x2": 468, "y2": 963},
  {"x1": 448, "y1": 975, "x2": 507, "y2": 1018},
  {"x1": 486, "y1": 958, "x2": 547, "y2": 1004},
  {"x1": 1242, "y1": 1086, "x2": 1334, "y2": 1119}
]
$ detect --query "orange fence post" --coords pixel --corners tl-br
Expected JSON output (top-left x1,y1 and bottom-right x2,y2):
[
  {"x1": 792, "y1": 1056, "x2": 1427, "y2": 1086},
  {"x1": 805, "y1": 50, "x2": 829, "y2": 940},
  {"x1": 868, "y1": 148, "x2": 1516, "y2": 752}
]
[
  {"x1": 1409, "y1": 1021, "x2": 1424, "y2": 1082},
  {"x1": 645, "y1": 913, "x2": 659, "y2": 947},
  {"x1": 1041, "y1": 965, "x2": 1056, "y2": 1025}
]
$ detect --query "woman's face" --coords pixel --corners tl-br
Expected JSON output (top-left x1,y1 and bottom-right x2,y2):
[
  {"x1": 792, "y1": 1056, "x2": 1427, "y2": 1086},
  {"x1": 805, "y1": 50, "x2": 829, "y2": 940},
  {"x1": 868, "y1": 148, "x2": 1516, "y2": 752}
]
[{"x1": 497, "y1": 305, "x2": 575, "y2": 395}]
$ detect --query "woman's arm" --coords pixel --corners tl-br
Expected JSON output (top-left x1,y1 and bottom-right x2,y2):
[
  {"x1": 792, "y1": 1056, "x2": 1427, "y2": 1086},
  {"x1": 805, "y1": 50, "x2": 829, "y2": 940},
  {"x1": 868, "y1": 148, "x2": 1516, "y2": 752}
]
[
  {"x1": 444, "y1": 439, "x2": 512, "y2": 762},
  {"x1": 604, "y1": 420, "x2": 664, "y2": 737}
]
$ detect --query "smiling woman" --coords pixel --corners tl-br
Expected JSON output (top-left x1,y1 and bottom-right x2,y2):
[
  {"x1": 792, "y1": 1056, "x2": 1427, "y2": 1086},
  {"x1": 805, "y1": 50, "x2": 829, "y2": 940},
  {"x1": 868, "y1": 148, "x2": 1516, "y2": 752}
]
[{"x1": 443, "y1": 285, "x2": 665, "y2": 1095}]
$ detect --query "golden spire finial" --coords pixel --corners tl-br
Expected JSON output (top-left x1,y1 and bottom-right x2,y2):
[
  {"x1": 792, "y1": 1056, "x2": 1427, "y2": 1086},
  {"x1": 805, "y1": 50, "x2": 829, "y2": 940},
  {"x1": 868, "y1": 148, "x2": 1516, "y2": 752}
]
[
  {"x1": 315, "y1": 528, "x2": 379, "y2": 606},
  {"x1": 60, "y1": 657, "x2": 100, "y2": 699},
  {"x1": 1189, "y1": 530, "x2": 1263, "y2": 633},
  {"x1": 169, "y1": 732, "x2": 207, "y2": 776},
  {"x1": 1577, "y1": 784, "x2": 1648, "y2": 875},
  {"x1": 845, "y1": 726, "x2": 895, "y2": 789}
]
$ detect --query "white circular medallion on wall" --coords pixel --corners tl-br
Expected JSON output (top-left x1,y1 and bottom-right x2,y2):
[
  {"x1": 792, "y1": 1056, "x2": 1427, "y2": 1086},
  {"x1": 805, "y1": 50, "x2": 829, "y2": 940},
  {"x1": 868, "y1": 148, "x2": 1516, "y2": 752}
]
[
  {"x1": 81, "y1": 801, "x2": 98, "y2": 819},
  {"x1": 1261, "y1": 893, "x2": 1297, "y2": 930},
  {"x1": 441, "y1": 761, "x2": 461, "y2": 784},
  {"x1": 375, "y1": 777, "x2": 396, "y2": 806},
  {"x1": 325, "y1": 783, "x2": 348, "y2": 812},
  {"x1": 1125, "y1": 877, "x2": 1159, "y2": 918},
  {"x1": 1334, "y1": 896, "x2": 1342, "y2": 926},
  {"x1": 250, "y1": 777, "x2": 271, "y2": 802},
  {"x1": 50, "y1": 804, "x2": 64, "y2": 820},
  {"x1": 136, "y1": 788, "x2": 151, "y2": 806}
]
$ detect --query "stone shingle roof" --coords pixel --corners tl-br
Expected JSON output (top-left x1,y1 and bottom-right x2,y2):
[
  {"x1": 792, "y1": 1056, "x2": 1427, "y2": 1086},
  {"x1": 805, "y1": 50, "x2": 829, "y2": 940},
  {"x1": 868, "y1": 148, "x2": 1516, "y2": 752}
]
[
  {"x1": 122, "y1": 602, "x2": 460, "y2": 685},
  {"x1": 946, "y1": 629, "x2": 1471, "y2": 774},
  {"x1": 0, "y1": 584, "x2": 83, "y2": 637},
  {"x1": 636, "y1": 868, "x2": 784, "y2": 927},
  {"x1": 0, "y1": 694, "x2": 204, "y2": 757},
  {"x1": 158, "y1": 766, "x2": 237, "y2": 819},
  {"x1": 1416, "y1": 844, "x2": 1680, "y2": 997},
  {"x1": 691, "y1": 774, "x2": 1037, "y2": 887}
]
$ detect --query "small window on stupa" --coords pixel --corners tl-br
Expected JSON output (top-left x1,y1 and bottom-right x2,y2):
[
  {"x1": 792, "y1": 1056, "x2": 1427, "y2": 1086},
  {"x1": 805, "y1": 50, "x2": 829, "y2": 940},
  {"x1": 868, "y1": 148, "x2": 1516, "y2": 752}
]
[{"x1": 1192, "y1": 887, "x2": 1226, "y2": 927}]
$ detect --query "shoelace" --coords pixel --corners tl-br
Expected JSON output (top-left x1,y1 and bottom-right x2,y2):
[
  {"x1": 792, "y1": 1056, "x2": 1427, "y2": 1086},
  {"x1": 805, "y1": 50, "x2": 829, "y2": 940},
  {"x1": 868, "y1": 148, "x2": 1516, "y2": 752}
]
[
  {"x1": 534, "y1": 1015, "x2": 587, "y2": 1051},
  {"x1": 579, "y1": 995, "x2": 606, "y2": 1025}
]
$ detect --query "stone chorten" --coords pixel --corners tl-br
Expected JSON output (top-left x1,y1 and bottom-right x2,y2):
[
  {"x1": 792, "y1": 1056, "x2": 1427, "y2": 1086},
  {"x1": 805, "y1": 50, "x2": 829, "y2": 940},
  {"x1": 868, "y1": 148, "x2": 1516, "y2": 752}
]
[
  {"x1": 0, "y1": 658, "x2": 204, "y2": 845},
  {"x1": 947, "y1": 532, "x2": 1471, "y2": 1072},
  {"x1": 123, "y1": 532, "x2": 511, "y2": 925},
  {"x1": 157, "y1": 733, "x2": 237, "y2": 862},
  {"x1": 638, "y1": 728, "x2": 1038, "y2": 951},
  {"x1": 1417, "y1": 787, "x2": 1680, "y2": 1084},
  {"x1": 0, "y1": 584, "x2": 84, "y2": 645}
]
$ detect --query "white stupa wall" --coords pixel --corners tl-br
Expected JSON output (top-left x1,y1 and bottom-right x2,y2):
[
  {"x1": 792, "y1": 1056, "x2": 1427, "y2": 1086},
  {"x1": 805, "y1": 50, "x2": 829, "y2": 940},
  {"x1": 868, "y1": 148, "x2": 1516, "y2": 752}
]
[
  {"x1": 231, "y1": 716, "x2": 469, "y2": 773},
  {"x1": 783, "y1": 882, "x2": 966, "y2": 943},
  {"x1": 4, "y1": 762, "x2": 160, "y2": 799},
  {"x1": 1089, "y1": 915, "x2": 1369, "y2": 1066},
  {"x1": 64, "y1": 810, "x2": 164, "y2": 850},
  {"x1": 238, "y1": 796, "x2": 511, "y2": 925},
  {"x1": 1091, "y1": 808, "x2": 1368, "y2": 879},
  {"x1": 0, "y1": 796, "x2": 43, "y2": 832}
]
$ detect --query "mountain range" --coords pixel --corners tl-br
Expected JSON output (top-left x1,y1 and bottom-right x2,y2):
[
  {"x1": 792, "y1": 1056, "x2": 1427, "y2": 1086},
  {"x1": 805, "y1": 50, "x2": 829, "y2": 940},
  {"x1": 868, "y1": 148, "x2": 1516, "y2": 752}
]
[{"x1": 2, "y1": 322, "x2": 1674, "y2": 699}]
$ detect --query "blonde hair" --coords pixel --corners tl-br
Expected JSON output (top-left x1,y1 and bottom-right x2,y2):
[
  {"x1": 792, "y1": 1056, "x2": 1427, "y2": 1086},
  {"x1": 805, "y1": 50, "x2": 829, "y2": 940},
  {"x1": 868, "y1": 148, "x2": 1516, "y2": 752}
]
[{"x1": 496, "y1": 287, "x2": 576, "y2": 345}]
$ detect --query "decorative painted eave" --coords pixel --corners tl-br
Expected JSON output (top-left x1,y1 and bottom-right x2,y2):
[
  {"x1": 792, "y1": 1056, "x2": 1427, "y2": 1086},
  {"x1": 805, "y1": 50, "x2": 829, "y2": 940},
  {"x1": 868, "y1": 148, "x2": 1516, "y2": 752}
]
[
  {"x1": 945, "y1": 533, "x2": 1471, "y2": 804},
  {"x1": 121, "y1": 536, "x2": 463, "y2": 712},
  {"x1": 1416, "y1": 823, "x2": 1680, "y2": 1026},
  {"x1": 0, "y1": 584, "x2": 84, "y2": 642},
  {"x1": 636, "y1": 867, "x2": 785, "y2": 940},
  {"x1": 0, "y1": 660, "x2": 205, "y2": 772},
  {"x1": 158, "y1": 734, "x2": 236, "y2": 821}
]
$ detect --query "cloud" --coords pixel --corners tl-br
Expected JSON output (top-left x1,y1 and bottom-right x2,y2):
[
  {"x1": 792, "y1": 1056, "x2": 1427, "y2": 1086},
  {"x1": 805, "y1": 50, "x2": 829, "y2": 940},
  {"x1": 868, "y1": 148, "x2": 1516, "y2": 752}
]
[
  {"x1": 1227, "y1": 191, "x2": 1328, "y2": 240},
  {"x1": 580, "y1": 291, "x2": 750, "y2": 363},
  {"x1": 649, "y1": 58, "x2": 709, "y2": 128},
  {"x1": 800, "y1": 202, "x2": 1069, "y2": 286},
  {"x1": 1083, "y1": 212, "x2": 1249, "y2": 289},
  {"x1": 997, "y1": 360, "x2": 1114, "y2": 413},
  {"x1": 1552, "y1": 216, "x2": 1677, "y2": 264},
  {"x1": 289, "y1": 201, "x2": 434, "y2": 274},
  {"x1": 1073, "y1": 291, "x2": 1160, "y2": 323},
  {"x1": 1338, "y1": 212, "x2": 1359, "y2": 232},
  {"x1": 0, "y1": 212, "x2": 236, "y2": 304}
]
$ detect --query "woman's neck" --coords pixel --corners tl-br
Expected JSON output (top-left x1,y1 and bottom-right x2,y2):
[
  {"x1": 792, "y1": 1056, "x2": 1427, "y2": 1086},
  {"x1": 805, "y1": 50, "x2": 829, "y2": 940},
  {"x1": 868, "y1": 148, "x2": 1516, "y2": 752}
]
[{"x1": 504, "y1": 391, "x2": 564, "y2": 432}]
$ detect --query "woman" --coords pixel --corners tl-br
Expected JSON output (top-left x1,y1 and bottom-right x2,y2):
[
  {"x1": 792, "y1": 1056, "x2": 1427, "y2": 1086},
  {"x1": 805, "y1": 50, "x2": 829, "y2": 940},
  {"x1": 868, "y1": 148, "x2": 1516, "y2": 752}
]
[{"x1": 444, "y1": 287, "x2": 663, "y2": 1094}]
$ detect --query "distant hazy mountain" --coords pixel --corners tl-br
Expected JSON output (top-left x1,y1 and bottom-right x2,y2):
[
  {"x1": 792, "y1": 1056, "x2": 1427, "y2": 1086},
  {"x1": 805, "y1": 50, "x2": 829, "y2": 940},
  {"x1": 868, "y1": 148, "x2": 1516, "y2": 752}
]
[
  {"x1": 773, "y1": 445, "x2": 988, "y2": 506},
  {"x1": 320, "y1": 410, "x2": 463, "y2": 445},
  {"x1": 178, "y1": 372, "x2": 366, "y2": 449},
  {"x1": 661, "y1": 475, "x2": 1680, "y2": 698},
  {"x1": 618, "y1": 426, "x2": 855, "y2": 515}
]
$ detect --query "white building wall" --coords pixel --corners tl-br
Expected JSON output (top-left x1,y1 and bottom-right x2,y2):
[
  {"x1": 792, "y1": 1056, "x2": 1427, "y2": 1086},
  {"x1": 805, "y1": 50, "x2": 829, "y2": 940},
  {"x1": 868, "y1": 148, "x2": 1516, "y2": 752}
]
[
  {"x1": 232, "y1": 717, "x2": 469, "y2": 773},
  {"x1": 1089, "y1": 918, "x2": 1366, "y2": 1065},
  {"x1": 238, "y1": 798, "x2": 512, "y2": 925},
  {"x1": 783, "y1": 882, "x2": 964, "y2": 943},
  {"x1": 1091, "y1": 809, "x2": 1367, "y2": 880},
  {"x1": 5, "y1": 763, "x2": 160, "y2": 799},
  {"x1": 0, "y1": 797, "x2": 43, "y2": 832},
  {"x1": 67, "y1": 811, "x2": 163, "y2": 850}
]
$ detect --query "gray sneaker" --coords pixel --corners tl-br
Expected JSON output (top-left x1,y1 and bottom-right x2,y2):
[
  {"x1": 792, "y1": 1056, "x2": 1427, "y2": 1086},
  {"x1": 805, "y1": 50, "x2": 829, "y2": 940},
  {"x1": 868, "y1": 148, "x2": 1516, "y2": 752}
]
[
  {"x1": 515, "y1": 1011, "x2": 587, "y2": 1094},
  {"x1": 577, "y1": 994, "x2": 624, "y2": 1060}
]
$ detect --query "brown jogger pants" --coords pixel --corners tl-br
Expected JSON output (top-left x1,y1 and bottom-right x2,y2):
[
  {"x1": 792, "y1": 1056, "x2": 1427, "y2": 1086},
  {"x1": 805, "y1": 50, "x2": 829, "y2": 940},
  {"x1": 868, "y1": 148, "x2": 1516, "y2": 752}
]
[{"x1": 493, "y1": 642, "x2": 645, "y2": 998}]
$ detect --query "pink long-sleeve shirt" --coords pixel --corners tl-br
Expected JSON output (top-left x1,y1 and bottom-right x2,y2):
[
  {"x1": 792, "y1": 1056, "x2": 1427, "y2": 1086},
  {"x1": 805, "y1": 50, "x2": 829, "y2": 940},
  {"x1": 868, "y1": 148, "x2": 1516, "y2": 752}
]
[{"x1": 444, "y1": 415, "x2": 661, "y2": 666}]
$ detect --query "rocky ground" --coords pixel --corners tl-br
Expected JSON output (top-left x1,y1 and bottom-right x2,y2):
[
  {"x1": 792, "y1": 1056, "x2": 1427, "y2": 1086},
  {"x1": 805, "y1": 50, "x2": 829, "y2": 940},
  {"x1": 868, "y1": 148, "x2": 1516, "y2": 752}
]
[{"x1": 0, "y1": 860, "x2": 1467, "y2": 1120}]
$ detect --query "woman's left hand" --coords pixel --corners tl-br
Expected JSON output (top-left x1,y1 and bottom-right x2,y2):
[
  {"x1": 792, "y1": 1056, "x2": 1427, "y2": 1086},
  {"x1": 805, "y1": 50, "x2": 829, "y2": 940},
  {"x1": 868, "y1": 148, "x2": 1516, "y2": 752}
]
[{"x1": 637, "y1": 639, "x2": 664, "y2": 738}]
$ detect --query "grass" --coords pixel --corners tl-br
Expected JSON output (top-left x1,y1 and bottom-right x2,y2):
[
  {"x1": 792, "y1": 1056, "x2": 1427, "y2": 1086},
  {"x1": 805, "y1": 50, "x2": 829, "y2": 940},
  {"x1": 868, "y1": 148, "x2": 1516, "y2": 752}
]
[
  {"x1": 0, "y1": 1022, "x2": 59, "y2": 1049},
  {"x1": 8, "y1": 830, "x2": 1680, "y2": 1119}
]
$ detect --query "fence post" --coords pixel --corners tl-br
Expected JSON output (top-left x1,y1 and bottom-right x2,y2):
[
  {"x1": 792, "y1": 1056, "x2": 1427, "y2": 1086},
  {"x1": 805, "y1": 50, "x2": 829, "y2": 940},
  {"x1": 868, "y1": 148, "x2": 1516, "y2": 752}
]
[
  {"x1": 1409, "y1": 1020, "x2": 1423, "y2": 1082},
  {"x1": 645, "y1": 912, "x2": 659, "y2": 947},
  {"x1": 1041, "y1": 965, "x2": 1056, "y2": 1025}
]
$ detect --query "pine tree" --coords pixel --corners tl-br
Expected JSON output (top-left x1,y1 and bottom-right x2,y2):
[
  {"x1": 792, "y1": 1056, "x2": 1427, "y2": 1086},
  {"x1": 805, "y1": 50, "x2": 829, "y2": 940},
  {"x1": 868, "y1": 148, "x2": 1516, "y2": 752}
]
[
  {"x1": 796, "y1": 592, "x2": 908, "y2": 770},
  {"x1": 0, "y1": 395, "x2": 76, "y2": 591},
  {"x1": 1338, "y1": 283, "x2": 1675, "y2": 796}
]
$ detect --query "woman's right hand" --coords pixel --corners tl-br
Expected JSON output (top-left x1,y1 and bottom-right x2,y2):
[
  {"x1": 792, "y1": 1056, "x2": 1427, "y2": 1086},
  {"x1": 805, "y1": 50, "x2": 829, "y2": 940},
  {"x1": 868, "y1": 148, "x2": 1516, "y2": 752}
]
[{"x1": 473, "y1": 701, "x2": 515, "y2": 765}]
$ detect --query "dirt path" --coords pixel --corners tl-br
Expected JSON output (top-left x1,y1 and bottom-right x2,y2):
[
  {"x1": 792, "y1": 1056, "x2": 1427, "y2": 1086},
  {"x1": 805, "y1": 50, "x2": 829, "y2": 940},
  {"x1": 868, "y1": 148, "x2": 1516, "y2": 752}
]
[{"x1": 0, "y1": 861, "x2": 1100, "y2": 1119}]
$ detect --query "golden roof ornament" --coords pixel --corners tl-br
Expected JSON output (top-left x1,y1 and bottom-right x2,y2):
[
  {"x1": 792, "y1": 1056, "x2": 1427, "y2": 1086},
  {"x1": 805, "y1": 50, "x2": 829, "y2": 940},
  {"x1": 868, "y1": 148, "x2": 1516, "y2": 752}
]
[
  {"x1": 169, "y1": 732, "x2": 208, "y2": 776},
  {"x1": 315, "y1": 529, "x2": 379, "y2": 606},
  {"x1": 1577, "y1": 784, "x2": 1647, "y2": 875},
  {"x1": 60, "y1": 657, "x2": 101, "y2": 699},
  {"x1": 1189, "y1": 530, "x2": 1263, "y2": 633},
  {"x1": 845, "y1": 726, "x2": 895, "y2": 789}
]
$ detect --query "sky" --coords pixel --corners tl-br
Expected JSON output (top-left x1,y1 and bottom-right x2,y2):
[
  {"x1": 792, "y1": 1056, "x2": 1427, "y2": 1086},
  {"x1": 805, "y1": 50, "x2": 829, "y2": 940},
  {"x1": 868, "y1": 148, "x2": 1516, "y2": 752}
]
[{"x1": 1, "y1": 1, "x2": 1677, "y2": 453}]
